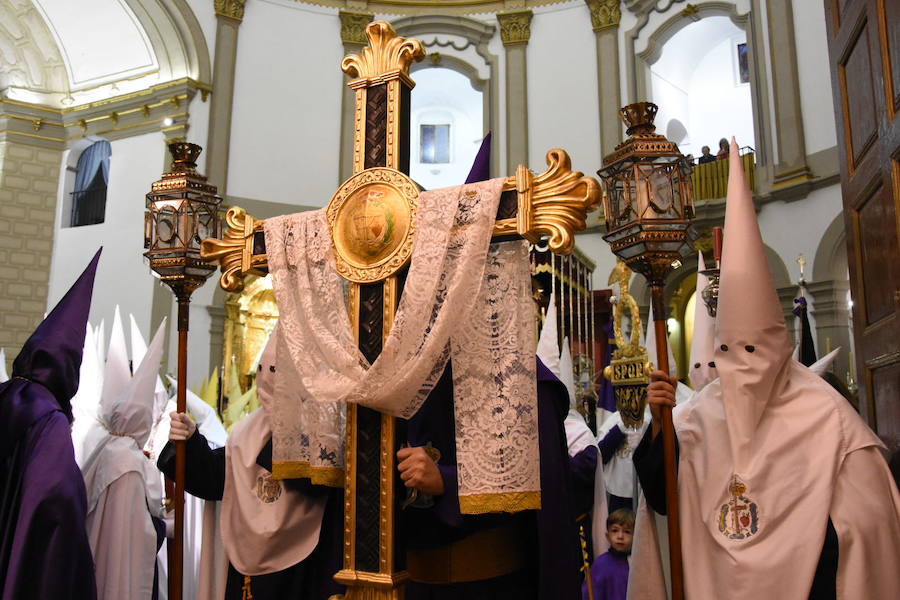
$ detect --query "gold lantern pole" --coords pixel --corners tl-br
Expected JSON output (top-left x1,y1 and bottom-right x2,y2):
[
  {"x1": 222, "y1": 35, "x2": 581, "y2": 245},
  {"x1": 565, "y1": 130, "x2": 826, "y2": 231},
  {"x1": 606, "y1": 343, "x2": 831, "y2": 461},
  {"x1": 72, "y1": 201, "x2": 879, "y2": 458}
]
[
  {"x1": 144, "y1": 142, "x2": 222, "y2": 600},
  {"x1": 597, "y1": 102, "x2": 694, "y2": 600}
]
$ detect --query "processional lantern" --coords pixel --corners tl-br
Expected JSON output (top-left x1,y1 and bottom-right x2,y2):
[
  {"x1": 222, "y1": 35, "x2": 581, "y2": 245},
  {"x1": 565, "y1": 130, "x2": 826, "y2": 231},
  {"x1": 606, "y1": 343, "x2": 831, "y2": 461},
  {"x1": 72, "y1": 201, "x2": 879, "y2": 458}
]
[
  {"x1": 597, "y1": 101, "x2": 693, "y2": 600},
  {"x1": 598, "y1": 102, "x2": 694, "y2": 280},
  {"x1": 144, "y1": 141, "x2": 221, "y2": 600},
  {"x1": 144, "y1": 142, "x2": 222, "y2": 298}
]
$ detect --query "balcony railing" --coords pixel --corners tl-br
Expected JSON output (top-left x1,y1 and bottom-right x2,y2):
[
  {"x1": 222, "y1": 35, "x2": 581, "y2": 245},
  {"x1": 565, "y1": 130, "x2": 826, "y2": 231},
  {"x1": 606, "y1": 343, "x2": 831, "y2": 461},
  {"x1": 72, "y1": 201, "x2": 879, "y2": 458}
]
[
  {"x1": 691, "y1": 147, "x2": 755, "y2": 201},
  {"x1": 70, "y1": 186, "x2": 107, "y2": 227}
]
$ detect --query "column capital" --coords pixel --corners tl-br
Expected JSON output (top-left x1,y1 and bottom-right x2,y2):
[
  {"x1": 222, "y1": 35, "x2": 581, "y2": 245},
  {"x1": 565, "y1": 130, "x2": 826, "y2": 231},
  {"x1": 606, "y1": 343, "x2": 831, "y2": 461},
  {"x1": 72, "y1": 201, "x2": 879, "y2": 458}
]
[
  {"x1": 585, "y1": 0, "x2": 621, "y2": 32},
  {"x1": 339, "y1": 10, "x2": 375, "y2": 47},
  {"x1": 214, "y1": 0, "x2": 246, "y2": 23},
  {"x1": 497, "y1": 10, "x2": 533, "y2": 46}
]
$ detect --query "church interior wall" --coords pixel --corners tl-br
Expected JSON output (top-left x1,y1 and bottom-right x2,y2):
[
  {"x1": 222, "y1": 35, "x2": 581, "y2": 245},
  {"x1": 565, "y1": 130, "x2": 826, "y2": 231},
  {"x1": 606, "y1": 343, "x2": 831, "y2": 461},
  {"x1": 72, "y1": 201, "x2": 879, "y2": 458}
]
[
  {"x1": 47, "y1": 132, "x2": 164, "y2": 338},
  {"x1": 184, "y1": 0, "x2": 217, "y2": 67},
  {"x1": 409, "y1": 67, "x2": 484, "y2": 189},
  {"x1": 526, "y1": 2, "x2": 602, "y2": 178},
  {"x1": 791, "y1": 0, "x2": 837, "y2": 156},
  {"x1": 226, "y1": 0, "x2": 344, "y2": 207}
]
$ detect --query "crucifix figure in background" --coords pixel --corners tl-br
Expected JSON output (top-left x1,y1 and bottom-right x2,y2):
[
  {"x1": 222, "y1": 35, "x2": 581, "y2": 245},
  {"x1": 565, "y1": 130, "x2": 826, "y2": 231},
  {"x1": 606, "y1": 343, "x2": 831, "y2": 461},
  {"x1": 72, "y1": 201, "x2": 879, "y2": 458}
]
[{"x1": 203, "y1": 21, "x2": 599, "y2": 599}]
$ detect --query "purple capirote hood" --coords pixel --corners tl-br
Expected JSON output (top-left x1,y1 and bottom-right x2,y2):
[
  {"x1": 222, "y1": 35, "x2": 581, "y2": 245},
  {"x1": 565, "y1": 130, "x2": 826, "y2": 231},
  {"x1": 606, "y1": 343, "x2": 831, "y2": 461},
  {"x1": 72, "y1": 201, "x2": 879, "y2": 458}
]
[
  {"x1": 8, "y1": 248, "x2": 101, "y2": 423},
  {"x1": 464, "y1": 132, "x2": 491, "y2": 184}
]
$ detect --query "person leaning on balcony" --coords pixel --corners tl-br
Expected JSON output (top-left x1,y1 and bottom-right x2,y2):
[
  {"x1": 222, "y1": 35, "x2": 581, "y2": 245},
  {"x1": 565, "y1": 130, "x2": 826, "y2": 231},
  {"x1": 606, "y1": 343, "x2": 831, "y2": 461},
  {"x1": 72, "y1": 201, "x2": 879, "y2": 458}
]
[
  {"x1": 715, "y1": 137, "x2": 729, "y2": 160},
  {"x1": 697, "y1": 146, "x2": 716, "y2": 164}
]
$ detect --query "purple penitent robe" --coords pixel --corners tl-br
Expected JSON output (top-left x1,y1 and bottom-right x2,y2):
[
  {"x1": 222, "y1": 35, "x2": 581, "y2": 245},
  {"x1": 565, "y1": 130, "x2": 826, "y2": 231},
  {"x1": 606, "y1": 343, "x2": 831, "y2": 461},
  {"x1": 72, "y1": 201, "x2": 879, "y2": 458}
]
[
  {"x1": 582, "y1": 551, "x2": 629, "y2": 600},
  {"x1": 403, "y1": 358, "x2": 583, "y2": 600},
  {"x1": 0, "y1": 250, "x2": 101, "y2": 600}
]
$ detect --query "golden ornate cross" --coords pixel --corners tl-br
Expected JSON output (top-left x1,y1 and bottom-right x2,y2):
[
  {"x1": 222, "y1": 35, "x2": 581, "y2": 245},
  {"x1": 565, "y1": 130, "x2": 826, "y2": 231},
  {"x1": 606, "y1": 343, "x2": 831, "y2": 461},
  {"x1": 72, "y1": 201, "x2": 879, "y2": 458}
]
[{"x1": 201, "y1": 21, "x2": 599, "y2": 600}]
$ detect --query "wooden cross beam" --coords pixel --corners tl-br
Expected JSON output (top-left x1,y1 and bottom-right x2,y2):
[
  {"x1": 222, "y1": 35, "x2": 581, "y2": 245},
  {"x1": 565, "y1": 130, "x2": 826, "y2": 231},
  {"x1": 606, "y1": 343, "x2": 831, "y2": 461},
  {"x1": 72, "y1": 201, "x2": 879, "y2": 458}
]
[{"x1": 201, "y1": 21, "x2": 599, "y2": 600}]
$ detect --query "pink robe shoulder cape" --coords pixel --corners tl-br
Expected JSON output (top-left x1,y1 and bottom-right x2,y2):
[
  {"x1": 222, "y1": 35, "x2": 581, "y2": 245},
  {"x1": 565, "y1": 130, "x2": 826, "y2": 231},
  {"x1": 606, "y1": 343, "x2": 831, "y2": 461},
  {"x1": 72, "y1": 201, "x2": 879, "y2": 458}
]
[
  {"x1": 221, "y1": 408, "x2": 326, "y2": 575},
  {"x1": 628, "y1": 365, "x2": 900, "y2": 599}
]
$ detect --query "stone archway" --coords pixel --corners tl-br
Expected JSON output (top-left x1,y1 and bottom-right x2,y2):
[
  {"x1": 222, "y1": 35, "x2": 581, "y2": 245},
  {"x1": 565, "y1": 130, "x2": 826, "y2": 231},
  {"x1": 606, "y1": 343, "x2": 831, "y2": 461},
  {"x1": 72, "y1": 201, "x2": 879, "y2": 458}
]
[
  {"x1": 809, "y1": 212, "x2": 852, "y2": 380},
  {"x1": 625, "y1": 1, "x2": 769, "y2": 166},
  {"x1": 392, "y1": 15, "x2": 500, "y2": 178}
]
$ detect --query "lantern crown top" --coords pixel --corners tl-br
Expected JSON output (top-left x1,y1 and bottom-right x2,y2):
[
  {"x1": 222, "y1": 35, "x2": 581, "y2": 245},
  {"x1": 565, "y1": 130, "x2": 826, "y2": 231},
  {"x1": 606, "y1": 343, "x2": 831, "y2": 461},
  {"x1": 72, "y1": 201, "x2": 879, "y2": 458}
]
[
  {"x1": 151, "y1": 142, "x2": 217, "y2": 194},
  {"x1": 600, "y1": 101, "x2": 685, "y2": 171},
  {"x1": 168, "y1": 142, "x2": 202, "y2": 173},
  {"x1": 620, "y1": 102, "x2": 658, "y2": 136}
]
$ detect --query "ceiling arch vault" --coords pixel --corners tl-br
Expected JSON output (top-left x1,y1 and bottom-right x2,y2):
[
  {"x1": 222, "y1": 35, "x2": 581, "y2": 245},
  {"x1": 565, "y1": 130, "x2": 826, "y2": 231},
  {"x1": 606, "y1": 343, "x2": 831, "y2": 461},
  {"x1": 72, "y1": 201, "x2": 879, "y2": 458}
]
[{"x1": 0, "y1": 0, "x2": 210, "y2": 108}]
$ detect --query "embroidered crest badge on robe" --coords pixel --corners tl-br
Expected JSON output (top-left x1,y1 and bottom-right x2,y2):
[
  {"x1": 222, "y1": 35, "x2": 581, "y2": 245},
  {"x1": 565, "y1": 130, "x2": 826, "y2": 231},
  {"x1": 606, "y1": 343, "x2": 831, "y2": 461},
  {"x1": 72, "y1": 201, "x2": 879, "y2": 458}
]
[
  {"x1": 256, "y1": 473, "x2": 283, "y2": 503},
  {"x1": 717, "y1": 475, "x2": 760, "y2": 540}
]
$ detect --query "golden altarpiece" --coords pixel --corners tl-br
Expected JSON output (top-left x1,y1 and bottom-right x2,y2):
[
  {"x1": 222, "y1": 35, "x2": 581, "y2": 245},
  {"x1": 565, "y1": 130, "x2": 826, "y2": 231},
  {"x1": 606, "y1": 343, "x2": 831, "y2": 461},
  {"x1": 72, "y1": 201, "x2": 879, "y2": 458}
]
[
  {"x1": 202, "y1": 22, "x2": 600, "y2": 599},
  {"x1": 220, "y1": 275, "x2": 278, "y2": 410}
]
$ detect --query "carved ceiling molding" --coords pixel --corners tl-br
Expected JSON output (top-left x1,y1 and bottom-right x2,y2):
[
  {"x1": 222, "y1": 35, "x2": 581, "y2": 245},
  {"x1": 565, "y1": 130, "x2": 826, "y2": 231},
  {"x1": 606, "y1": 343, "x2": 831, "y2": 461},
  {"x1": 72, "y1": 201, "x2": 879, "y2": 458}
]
[
  {"x1": 1, "y1": 0, "x2": 210, "y2": 110},
  {"x1": 295, "y1": 0, "x2": 580, "y2": 17},
  {"x1": 0, "y1": 78, "x2": 206, "y2": 150},
  {"x1": 0, "y1": 0, "x2": 68, "y2": 94}
]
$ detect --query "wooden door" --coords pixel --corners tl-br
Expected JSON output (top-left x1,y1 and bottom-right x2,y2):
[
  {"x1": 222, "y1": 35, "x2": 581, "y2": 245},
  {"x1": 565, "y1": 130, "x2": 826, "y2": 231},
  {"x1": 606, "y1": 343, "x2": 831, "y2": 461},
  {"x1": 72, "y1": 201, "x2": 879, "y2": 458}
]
[{"x1": 824, "y1": 0, "x2": 900, "y2": 479}]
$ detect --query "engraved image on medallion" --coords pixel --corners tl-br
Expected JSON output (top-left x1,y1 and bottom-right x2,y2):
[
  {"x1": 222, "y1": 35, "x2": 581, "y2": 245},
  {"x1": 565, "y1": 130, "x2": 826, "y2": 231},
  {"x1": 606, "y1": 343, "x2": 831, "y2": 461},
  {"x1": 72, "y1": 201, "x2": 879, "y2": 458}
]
[{"x1": 352, "y1": 186, "x2": 396, "y2": 257}]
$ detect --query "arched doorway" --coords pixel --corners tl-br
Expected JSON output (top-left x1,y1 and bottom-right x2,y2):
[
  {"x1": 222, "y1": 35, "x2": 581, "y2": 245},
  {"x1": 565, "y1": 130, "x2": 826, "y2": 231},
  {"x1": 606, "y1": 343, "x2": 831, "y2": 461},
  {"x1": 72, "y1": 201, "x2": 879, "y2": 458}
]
[
  {"x1": 409, "y1": 66, "x2": 484, "y2": 189},
  {"x1": 649, "y1": 15, "x2": 755, "y2": 158}
]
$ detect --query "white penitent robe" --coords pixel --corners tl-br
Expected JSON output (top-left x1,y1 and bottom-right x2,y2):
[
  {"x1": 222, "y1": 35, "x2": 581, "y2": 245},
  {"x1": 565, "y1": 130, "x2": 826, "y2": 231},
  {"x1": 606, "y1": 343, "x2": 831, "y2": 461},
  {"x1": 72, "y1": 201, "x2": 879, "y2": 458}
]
[
  {"x1": 82, "y1": 315, "x2": 166, "y2": 600},
  {"x1": 149, "y1": 394, "x2": 229, "y2": 600},
  {"x1": 87, "y1": 472, "x2": 158, "y2": 600},
  {"x1": 628, "y1": 375, "x2": 900, "y2": 599},
  {"x1": 629, "y1": 141, "x2": 900, "y2": 599}
]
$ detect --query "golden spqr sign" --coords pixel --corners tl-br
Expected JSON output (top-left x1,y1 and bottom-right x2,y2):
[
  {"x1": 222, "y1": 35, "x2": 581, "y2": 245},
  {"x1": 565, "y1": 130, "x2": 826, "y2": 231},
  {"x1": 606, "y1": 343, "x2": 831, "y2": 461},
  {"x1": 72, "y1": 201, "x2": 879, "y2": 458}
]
[{"x1": 603, "y1": 259, "x2": 651, "y2": 429}]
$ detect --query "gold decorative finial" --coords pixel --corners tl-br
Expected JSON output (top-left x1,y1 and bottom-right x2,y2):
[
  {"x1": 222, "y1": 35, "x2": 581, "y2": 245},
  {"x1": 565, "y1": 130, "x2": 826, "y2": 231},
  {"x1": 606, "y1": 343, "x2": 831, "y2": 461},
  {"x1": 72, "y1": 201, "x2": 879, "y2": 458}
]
[
  {"x1": 607, "y1": 260, "x2": 643, "y2": 355},
  {"x1": 796, "y1": 253, "x2": 807, "y2": 284},
  {"x1": 341, "y1": 21, "x2": 425, "y2": 84},
  {"x1": 494, "y1": 149, "x2": 601, "y2": 254}
]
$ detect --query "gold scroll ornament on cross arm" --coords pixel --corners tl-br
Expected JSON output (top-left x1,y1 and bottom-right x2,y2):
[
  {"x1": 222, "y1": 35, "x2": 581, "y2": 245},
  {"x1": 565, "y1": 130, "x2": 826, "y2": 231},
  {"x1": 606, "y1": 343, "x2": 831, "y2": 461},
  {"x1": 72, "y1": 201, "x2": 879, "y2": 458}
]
[{"x1": 201, "y1": 149, "x2": 600, "y2": 292}]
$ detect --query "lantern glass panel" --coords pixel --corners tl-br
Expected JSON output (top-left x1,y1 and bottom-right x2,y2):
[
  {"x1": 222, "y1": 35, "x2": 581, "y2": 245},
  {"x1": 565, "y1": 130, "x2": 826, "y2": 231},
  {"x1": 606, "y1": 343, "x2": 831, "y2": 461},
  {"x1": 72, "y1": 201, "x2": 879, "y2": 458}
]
[
  {"x1": 157, "y1": 205, "x2": 179, "y2": 246},
  {"x1": 635, "y1": 163, "x2": 684, "y2": 220}
]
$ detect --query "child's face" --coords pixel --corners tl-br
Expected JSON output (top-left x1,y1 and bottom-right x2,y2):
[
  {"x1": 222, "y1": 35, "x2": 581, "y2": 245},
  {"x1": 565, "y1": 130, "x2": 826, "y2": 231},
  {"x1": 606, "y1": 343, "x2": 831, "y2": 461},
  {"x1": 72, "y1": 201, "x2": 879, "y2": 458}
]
[{"x1": 606, "y1": 523, "x2": 634, "y2": 553}]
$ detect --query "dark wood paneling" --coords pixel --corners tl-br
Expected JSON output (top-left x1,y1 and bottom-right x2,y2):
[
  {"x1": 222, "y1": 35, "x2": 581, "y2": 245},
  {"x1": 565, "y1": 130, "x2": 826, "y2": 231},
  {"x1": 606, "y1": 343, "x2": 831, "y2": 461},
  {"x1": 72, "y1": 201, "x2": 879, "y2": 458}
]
[
  {"x1": 882, "y1": 0, "x2": 900, "y2": 113},
  {"x1": 841, "y1": 22, "x2": 879, "y2": 168},
  {"x1": 355, "y1": 405, "x2": 382, "y2": 572},
  {"x1": 826, "y1": 0, "x2": 900, "y2": 460},
  {"x1": 855, "y1": 184, "x2": 897, "y2": 324},
  {"x1": 365, "y1": 85, "x2": 388, "y2": 170},
  {"x1": 354, "y1": 282, "x2": 385, "y2": 572},
  {"x1": 871, "y1": 360, "x2": 900, "y2": 461}
]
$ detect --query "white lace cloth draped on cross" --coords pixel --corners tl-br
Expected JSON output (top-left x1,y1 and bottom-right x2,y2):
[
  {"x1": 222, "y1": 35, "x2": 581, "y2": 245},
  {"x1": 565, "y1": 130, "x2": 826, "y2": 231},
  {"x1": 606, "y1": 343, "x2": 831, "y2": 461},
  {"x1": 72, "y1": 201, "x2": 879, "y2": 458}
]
[{"x1": 264, "y1": 177, "x2": 540, "y2": 513}]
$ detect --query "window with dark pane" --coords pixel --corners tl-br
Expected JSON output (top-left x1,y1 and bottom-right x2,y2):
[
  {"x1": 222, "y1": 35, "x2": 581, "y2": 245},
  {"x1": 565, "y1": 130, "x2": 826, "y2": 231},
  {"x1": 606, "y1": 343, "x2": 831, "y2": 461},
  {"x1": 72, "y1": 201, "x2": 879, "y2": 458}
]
[
  {"x1": 420, "y1": 124, "x2": 450, "y2": 164},
  {"x1": 70, "y1": 140, "x2": 111, "y2": 227}
]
